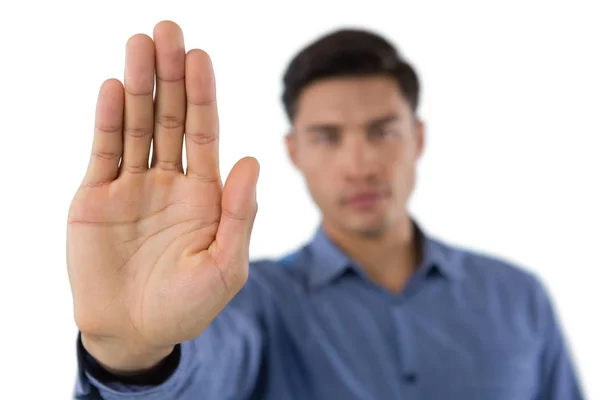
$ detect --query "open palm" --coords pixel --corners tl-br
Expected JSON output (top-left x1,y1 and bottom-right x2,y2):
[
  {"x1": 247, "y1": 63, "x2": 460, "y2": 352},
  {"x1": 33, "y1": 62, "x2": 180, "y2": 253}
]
[{"x1": 66, "y1": 21, "x2": 259, "y2": 360}]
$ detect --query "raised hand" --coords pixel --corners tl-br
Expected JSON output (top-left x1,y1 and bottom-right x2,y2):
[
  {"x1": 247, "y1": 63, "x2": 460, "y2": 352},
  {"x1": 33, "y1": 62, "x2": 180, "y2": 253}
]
[{"x1": 66, "y1": 21, "x2": 259, "y2": 371}]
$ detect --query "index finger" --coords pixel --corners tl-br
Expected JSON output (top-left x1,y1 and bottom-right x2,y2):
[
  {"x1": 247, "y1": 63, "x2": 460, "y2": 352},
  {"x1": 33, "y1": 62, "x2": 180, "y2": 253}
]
[{"x1": 184, "y1": 49, "x2": 220, "y2": 183}]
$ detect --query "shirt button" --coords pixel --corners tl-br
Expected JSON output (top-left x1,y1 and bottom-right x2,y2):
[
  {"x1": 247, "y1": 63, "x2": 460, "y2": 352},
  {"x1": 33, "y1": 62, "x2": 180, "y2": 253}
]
[{"x1": 403, "y1": 373, "x2": 418, "y2": 384}]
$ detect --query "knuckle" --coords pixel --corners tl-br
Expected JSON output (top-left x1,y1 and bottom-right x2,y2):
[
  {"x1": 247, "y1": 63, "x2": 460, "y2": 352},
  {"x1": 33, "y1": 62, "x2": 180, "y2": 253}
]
[
  {"x1": 95, "y1": 124, "x2": 121, "y2": 134},
  {"x1": 125, "y1": 88, "x2": 153, "y2": 97},
  {"x1": 155, "y1": 160, "x2": 182, "y2": 172},
  {"x1": 186, "y1": 171, "x2": 219, "y2": 184},
  {"x1": 221, "y1": 207, "x2": 247, "y2": 222},
  {"x1": 122, "y1": 164, "x2": 146, "y2": 174},
  {"x1": 92, "y1": 150, "x2": 120, "y2": 161},
  {"x1": 155, "y1": 115, "x2": 184, "y2": 130},
  {"x1": 124, "y1": 126, "x2": 153, "y2": 139},
  {"x1": 228, "y1": 264, "x2": 249, "y2": 292},
  {"x1": 186, "y1": 130, "x2": 218, "y2": 146},
  {"x1": 80, "y1": 180, "x2": 111, "y2": 189}
]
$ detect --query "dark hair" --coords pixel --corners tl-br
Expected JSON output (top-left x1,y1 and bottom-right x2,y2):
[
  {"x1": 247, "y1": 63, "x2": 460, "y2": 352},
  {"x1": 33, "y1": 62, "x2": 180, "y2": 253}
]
[{"x1": 282, "y1": 28, "x2": 420, "y2": 121}]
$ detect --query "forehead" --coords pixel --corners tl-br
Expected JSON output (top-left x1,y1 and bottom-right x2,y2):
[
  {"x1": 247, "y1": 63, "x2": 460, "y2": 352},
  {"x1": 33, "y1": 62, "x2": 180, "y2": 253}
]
[{"x1": 293, "y1": 75, "x2": 408, "y2": 126}]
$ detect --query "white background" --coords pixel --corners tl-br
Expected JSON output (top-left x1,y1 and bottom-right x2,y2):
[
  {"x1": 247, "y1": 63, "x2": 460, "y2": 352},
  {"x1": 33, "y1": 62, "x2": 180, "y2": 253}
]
[{"x1": 0, "y1": 0, "x2": 598, "y2": 398}]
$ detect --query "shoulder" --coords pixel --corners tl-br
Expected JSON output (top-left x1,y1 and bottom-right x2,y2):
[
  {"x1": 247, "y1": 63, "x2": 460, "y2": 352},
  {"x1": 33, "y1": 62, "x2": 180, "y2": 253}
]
[
  {"x1": 442, "y1": 237, "x2": 538, "y2": 281},
  {"x1": 437, "y1": 237, "x2": 550, "y2": 304},
  {"x1": 246, "y1": 245, "x2": 312, "y2": 289},
  {"x1": 433, "y1": 238, "x2": 558, "y2": 334}
]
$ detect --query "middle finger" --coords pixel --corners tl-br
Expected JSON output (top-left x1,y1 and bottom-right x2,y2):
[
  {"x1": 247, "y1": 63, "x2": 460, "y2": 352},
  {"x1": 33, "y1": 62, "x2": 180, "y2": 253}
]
[{"x1": 151, "y1": 21, "x2": 186, "y2": 172}]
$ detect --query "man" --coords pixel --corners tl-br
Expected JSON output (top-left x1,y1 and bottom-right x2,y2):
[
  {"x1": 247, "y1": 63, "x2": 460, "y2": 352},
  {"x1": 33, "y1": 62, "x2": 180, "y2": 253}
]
[{"x1": 68, "y1": 20, "x2": 583, "y2": 399}]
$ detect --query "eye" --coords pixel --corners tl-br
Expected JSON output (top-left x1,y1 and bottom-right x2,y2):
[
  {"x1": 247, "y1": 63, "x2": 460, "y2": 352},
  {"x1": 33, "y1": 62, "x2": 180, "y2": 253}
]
[
  {"x1": 370, "y1": 126, "x2": 398, "y2": 139},
  {"x1": 316, "y1": 132, "x2": 339, "y2": 143}
]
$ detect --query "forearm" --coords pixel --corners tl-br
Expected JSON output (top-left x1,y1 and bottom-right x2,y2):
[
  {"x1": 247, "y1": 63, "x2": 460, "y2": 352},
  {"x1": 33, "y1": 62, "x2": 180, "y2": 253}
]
[
  {"x1": 75, "y1": 296, "x2": 267, "y2": 398},
  {"x1": 75, "y1": 332, "x2": 184, "y2": 400}
]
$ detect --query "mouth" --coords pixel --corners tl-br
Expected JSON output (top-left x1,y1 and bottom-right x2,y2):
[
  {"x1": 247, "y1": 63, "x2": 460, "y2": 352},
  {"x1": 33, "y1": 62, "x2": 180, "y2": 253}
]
[{"x1": 343, "y1": 191, "x2": 385, "y2": 210}]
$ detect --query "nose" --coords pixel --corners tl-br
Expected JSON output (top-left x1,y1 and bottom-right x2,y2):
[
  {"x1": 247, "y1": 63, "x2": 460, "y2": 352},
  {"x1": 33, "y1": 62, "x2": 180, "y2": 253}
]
[{"x1": 338, "y1": 134, "x2": 378, "y2": 180}]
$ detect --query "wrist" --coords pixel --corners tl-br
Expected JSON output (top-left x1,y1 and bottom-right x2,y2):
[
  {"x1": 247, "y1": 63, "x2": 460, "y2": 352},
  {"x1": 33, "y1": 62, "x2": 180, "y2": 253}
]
[{"x1": 81, "y1": 333, "x2": 175, "y2": 375}]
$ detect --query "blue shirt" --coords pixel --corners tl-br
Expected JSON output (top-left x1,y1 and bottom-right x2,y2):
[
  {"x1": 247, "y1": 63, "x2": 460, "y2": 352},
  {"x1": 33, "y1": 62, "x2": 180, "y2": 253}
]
[{"x1": 74, "y1": 222, "x2": 583, "y2": 399}]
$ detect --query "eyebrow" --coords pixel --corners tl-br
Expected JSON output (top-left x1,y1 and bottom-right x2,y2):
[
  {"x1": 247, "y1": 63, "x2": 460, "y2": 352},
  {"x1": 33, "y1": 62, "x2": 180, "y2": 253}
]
[
  {"x1": 366, "y1": 114, "x2": 401, "y2": 128},
  {"x1": 304, "y1": 113, "x2": 401, "y2": 134}
]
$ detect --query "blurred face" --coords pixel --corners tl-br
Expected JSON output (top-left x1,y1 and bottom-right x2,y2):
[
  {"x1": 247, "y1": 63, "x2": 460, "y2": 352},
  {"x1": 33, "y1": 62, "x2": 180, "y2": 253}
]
[{"x1": 286, "y1": 75, "x2": 424, "y2": 238}]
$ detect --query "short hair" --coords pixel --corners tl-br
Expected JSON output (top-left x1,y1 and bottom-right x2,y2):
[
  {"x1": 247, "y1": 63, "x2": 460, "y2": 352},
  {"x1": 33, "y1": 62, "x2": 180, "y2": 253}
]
[{"x1": 282, "y1": 28, "x2": 421, "y2": 121}]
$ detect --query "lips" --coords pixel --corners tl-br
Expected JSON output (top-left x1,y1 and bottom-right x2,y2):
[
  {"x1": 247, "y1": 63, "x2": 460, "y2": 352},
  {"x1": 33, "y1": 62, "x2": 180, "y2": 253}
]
[{"x1": 344, "y1": 191, "x2": 383, "y2": 209}]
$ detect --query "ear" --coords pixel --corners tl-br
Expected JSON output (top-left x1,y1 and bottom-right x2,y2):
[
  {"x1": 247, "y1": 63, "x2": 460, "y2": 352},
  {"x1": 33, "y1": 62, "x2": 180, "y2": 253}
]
[
  {"x1": 414, "y1": 119, "x2": 425, "y2": 159},
  {"x1": 285, "y1": 131, "x2": 299, "y2": 168}
]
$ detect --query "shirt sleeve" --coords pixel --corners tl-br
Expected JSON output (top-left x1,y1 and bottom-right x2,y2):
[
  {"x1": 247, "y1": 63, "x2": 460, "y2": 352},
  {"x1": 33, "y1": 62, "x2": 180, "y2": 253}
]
[
  {"x1": 73, "y1": 265, "x2": 269, "y2": 400},
  {"x1": 534, "y1": 279, "x2": 585, "y2": 400}
]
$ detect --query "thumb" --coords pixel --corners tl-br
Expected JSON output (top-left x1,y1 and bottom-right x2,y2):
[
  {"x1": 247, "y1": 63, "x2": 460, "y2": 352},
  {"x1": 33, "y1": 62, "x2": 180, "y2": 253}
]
[{"x1": 211, "y1": 156, "x2": 260, "y2": 272}]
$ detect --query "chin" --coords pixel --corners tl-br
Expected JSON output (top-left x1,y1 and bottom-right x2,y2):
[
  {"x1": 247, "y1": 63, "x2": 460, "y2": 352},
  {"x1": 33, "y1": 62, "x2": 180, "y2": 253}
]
[{"x1": 343, "y1": 216, "x2": 392, "y2": 238}]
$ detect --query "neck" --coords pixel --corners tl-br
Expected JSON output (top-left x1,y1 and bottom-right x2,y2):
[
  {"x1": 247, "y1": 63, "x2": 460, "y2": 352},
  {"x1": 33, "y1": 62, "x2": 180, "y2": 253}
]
[{"x1": 323, "y1": 215, "x2": 421, "y2": 293}]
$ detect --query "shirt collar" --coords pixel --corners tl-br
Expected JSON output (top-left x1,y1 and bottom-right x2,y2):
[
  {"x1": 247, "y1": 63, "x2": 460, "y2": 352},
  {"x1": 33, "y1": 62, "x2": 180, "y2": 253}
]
[{"x1": 306, "y1": 218, "x2": 464, "y2": 289}]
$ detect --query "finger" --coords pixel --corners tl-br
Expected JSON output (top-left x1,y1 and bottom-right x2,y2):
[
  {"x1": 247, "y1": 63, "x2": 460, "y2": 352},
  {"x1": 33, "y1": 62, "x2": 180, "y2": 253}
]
[
  {"x1": 210, "y1": 157, "x2": 260, "y2": 284},
  {"x1": 120, "y1": 34, "x2": 155, "y2": 174},
  {"x1": 184, "y1": 49, "x2": 220, "y2": 183},
  {"x1": 151, "y1": 20, "x2": 186, "y2": 172},
  {"x1": 82, "y1": 79, "x2": 124, "y2": 187}
]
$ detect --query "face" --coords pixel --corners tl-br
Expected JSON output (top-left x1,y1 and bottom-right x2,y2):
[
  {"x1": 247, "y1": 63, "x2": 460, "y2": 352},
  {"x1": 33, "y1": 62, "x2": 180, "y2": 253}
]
[{"x1": 286, "y1": 75, "x2": 424, "y2": 238}]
